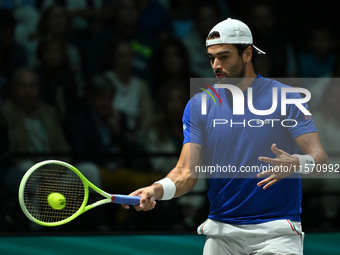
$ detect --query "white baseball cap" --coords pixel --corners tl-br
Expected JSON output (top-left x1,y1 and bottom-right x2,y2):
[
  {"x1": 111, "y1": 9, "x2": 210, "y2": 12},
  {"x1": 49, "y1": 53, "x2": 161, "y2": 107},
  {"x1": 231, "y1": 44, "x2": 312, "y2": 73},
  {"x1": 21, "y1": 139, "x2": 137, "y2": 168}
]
[{"x1": 206, "y1": 18, "x2": 266, "y2": 54}]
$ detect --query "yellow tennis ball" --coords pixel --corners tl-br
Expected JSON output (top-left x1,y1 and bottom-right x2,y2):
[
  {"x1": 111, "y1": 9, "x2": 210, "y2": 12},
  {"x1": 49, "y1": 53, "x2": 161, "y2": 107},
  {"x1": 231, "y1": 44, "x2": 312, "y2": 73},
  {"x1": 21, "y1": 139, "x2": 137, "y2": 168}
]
[{"x1": 47, "y1": 193, "x2": 66, "y2": 210}]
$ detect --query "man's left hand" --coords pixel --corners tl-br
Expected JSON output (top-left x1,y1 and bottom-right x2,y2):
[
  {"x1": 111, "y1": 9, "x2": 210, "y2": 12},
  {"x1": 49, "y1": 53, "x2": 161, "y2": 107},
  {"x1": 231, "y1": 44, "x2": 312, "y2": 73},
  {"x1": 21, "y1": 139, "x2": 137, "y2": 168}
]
[{"x1": 257, "y1": 143, "x2": 299, "y2": 189}]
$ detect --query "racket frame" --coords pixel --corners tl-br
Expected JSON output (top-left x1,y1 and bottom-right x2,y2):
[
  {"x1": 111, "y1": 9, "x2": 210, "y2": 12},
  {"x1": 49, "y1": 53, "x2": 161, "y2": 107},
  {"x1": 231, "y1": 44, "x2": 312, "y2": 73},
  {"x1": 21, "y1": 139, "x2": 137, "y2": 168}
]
[{"x1": 19, "y1": 160, "x2": 116, "y2": 226}]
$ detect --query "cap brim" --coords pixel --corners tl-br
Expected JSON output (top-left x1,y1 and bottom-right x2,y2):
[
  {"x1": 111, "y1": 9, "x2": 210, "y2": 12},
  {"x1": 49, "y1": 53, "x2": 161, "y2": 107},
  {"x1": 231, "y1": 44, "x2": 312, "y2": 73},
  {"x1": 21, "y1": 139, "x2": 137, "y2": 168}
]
[{"x1": 253, "y1": 45, "x2": 266, "y2": 54}]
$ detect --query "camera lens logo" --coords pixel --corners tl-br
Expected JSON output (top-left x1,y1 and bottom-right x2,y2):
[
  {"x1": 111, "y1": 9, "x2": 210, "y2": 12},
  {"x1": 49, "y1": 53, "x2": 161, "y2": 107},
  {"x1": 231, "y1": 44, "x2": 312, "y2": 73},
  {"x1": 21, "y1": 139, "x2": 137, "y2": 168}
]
[{"x1": 199, "y1": 84, "x2": 222, "y2": 115}]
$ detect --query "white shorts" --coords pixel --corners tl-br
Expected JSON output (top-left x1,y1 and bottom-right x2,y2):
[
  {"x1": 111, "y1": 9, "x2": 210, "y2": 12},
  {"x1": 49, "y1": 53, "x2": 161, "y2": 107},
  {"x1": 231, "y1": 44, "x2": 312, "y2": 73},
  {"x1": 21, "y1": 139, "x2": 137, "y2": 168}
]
[{"x1": 197, "y1": 219, "x2": 304, "y2": 255}]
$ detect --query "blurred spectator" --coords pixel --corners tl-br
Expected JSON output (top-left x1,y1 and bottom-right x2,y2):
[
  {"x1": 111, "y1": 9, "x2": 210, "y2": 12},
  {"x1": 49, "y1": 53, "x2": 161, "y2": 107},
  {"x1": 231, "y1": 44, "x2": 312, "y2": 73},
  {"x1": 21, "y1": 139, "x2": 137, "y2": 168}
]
[
  {"x1": 0, "y1": 68, "x2": 70, "y2": 192},
  {"x1": 66, "y1": 75, "x2": 131, "y2": 168},
  {"x1": 145, "y1": 82, "x2": 207, "y2": 229},
  {"x1": 22, "y1": 4, "x2": 84, "y2": 95},
  {"x1": 85, "y1": 0, "x2": 158, "y2": 84},
  {"x1": 153, "y1": 38, "x2": 191, "y2": 95},
  {"x1": 305, "y1": 84, "x2": 340, "y2": 228},
  {"x1": 38, "y1": 1, "x2": 106, "y2": 61},
  {"x1": 13, "y1": 5, "x2": 40, "y2": 54},
  {"x1": 146, "y1": 83, "x2": 187, "y2": 174},
  {"x1": 66, "y1": 75, "x2": 155, "y2": 195},
  {"x1": 11, "y1": 0, "x2": 102, "y2": 74},
  {"x1": 0, "y1": 9, "x2": 28, "y2": 103},
  {"x1": 0, "y1": 111, "x2": 9, "y2": 189},
  {"x1": 246, "y1": 2, "x2": 298, "y2": 77},
  {"x1": 181, "y1": 2, "x2": 221, "y2": 77},
  {"x1": 295, "y1": 27, "x2": 338, "y2": 110},
  {"x1": 37, "y1": 4, "x2": 72, "y2": 43},
  {"x1": 38, "y1": 3, "x2": 81, "y2": 69},
  {"x1": 137, "y1": 0, "x2": 171, "y2": 40},
  {"x1": 169, "y1": 0, "x2": 194, "y2": 38},
  {"x1": 103, "y1": 39, "x2": 154, "y2": 137},
  {"x1": 40, "y1": 0, "x2": 102, "y2": 32},
  {"x1": 35, "y1": 37, "x2": 82, "y2": 121},
  {"x1": 313, "y1": 84, "x2": 340, "y2": 162},
  {"x1": 170, "y1": 0, "x2": 232, "y2": 39},
  {"x1": 298, "y1": 26, "x2": 337, "y2": 77},
  {"x1": 146, "y1": 83, "x2": 207, "y2": 229}
]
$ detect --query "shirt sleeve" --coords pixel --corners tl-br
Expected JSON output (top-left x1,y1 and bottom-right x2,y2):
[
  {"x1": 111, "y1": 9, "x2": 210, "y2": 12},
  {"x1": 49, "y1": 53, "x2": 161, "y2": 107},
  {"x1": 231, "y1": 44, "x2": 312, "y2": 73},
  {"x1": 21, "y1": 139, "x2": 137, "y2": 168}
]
[
  {"x1": 182, "y1": 97, "x2": 203, "y2": 145},
  {"x1": 286, "y1": 92, "x2": 318, "y2": 138}
]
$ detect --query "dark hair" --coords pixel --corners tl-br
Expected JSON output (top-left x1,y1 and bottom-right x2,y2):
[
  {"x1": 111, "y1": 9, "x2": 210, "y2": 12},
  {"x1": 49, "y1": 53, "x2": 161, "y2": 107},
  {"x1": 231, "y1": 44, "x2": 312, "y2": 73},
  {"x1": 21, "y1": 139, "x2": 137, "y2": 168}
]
[
  {"x1": 87, "y1": 75, "x2": 116, "y2": 98},
  {"x1": 193, "y1": 1, "x2": 221, "y2": 22},
  {"x1": 107, "y1": 39, "x2": 132, "y2": 69},
  {"x1": 36, "y1": 37, "x2": 67, "y2": 64},
  {"x1": 207, "y1": 31, "x2": 220, "y2": 40},
  {"x1": 12, "y1": 68, "x2": 39, "y2": 87},
  {"x1": 153, "y1": 38, "x2": 191, "y2": 79},
  {"x1": 38, "y1": 4, "x2": 71, "y2": 37},
  {"x1": 233, "y1": 44, "x2": 257, "y2": 64},
  {"x1": 154, "y1": 82, "x2": 189, "y2": 141}
]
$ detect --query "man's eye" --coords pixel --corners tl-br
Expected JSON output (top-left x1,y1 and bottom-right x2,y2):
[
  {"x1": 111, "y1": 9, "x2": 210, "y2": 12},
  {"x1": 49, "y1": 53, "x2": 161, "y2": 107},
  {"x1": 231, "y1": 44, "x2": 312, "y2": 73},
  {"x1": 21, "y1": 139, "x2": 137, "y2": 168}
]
[
  {"x1": 219, "y1": 56, "x2": 228, "y2": 60},
  {"x1": 209, "y1": 57, "x2": 215, "y2": 63}
]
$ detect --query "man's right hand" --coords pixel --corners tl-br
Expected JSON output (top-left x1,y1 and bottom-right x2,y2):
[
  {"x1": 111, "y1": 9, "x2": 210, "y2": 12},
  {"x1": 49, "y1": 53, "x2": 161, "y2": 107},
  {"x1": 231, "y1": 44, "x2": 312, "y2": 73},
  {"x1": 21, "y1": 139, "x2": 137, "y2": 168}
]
[{"x1": 122, "y1": 184, "x2": 161, "y2": 211}]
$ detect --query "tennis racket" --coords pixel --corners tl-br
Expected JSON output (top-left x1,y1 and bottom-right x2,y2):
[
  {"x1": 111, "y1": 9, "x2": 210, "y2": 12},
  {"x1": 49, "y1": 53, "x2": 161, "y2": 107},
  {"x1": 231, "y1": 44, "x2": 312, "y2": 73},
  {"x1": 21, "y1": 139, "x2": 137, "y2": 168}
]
[{"x1": 18, "y1": 160, "x2": 141, "y2": 227}]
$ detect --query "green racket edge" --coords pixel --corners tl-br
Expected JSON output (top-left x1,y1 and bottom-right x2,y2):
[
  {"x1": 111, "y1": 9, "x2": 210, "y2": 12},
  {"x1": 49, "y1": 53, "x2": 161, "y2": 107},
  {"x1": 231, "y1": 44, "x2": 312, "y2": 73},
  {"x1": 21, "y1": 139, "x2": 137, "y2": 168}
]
[{"x1": 18, "y1": 160, "x2": 97, "y2": 227}]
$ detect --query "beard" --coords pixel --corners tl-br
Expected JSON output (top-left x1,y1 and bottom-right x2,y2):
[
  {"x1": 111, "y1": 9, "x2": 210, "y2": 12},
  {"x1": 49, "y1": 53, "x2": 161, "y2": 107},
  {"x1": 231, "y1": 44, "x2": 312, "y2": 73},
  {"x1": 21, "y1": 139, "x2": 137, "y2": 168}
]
[
  {"x1": 215, "y1": 58, "x2": 247, "y2": 85},
  {"x1": 227, "y1": 58, "x2": 246, "y2": 78}
]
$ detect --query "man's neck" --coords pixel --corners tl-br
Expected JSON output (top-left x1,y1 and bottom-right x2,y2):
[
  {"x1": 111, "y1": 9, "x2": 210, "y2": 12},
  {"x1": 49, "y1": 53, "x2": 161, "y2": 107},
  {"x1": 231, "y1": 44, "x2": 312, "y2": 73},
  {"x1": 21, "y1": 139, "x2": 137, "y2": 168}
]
[{"x1": 238, "y1": 70, "x2": 257, "y2": 91}]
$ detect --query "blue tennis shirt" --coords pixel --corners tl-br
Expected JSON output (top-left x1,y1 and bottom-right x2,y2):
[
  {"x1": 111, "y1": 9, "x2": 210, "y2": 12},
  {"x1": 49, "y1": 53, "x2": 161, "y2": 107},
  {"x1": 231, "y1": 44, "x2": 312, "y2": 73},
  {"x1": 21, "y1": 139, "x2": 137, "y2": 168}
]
[{"x1": 183, "y1": 75, "x2": 317, "y2": 224}]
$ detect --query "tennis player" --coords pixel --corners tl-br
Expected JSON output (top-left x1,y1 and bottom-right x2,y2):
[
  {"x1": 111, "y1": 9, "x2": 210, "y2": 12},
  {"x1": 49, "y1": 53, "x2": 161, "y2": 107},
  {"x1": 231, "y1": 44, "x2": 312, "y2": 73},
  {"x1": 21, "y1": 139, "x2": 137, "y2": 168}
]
[{"x1": 125, "y1": 18, "x2": 329, "y2": 254}]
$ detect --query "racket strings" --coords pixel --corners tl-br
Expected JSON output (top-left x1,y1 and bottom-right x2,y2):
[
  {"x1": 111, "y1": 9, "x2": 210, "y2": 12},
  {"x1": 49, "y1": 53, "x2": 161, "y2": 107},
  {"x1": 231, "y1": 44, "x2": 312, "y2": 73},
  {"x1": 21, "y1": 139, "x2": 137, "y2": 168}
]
[{"x1": 23, "y1": 164, "x2": 86, "y2": 223}]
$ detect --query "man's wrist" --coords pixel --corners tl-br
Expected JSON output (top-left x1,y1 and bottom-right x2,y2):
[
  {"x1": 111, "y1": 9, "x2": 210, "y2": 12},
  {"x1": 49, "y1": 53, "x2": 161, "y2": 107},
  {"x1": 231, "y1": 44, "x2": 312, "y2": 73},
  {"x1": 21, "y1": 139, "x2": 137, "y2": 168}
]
[
  {"x1": 154, "y1": 178, "x2": 176, "y2": 200},
  {"x1": 293, "y1": 154, "x2": 315, "y2": 174},
  {"x1": 151, "y1": 183, "x2": 164, "y2": 200}
]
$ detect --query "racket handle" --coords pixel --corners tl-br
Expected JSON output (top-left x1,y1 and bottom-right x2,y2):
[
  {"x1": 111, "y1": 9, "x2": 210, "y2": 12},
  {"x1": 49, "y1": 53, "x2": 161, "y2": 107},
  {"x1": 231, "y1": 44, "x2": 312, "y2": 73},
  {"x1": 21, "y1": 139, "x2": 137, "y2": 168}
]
[{"x1": 112, "y1": 195, "x2": 141, "y2": 205}]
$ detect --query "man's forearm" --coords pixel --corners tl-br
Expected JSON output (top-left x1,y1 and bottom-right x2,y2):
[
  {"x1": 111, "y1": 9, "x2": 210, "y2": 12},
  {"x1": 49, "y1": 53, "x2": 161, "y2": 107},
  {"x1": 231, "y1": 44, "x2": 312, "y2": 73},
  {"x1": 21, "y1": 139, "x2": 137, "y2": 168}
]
[
  {"x1": 151, "y1": 165, "x2": 197, "y2": 200},
  {"x1": 153, "y1": 143, "x2": 201, "y2": 200},
  {"x1": 167, "y1": 167, "x2": 197, "y2": 197}
]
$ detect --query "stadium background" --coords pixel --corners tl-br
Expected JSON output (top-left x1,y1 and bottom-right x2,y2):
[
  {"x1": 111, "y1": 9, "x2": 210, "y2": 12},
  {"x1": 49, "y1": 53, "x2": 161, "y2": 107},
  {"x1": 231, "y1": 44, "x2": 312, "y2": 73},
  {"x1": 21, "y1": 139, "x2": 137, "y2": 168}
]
[{"x1": 0, "y1": 0, "x2": 339, "y2": 254}]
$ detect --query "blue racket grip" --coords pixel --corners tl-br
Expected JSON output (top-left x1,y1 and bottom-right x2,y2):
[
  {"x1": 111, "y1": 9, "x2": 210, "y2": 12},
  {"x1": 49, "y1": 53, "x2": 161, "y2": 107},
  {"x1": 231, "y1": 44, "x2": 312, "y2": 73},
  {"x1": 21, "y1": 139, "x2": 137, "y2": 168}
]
[{"x1": 112, "y1": 195, "x2": 141, "y2": 205}]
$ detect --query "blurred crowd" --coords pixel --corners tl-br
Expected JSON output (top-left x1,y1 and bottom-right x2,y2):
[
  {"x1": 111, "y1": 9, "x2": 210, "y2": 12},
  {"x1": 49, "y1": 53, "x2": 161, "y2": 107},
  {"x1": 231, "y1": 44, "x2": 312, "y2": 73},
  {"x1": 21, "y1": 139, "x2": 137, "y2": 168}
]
[{"x1": 0, "y1": 0, "x2": 339, "y2": 233}]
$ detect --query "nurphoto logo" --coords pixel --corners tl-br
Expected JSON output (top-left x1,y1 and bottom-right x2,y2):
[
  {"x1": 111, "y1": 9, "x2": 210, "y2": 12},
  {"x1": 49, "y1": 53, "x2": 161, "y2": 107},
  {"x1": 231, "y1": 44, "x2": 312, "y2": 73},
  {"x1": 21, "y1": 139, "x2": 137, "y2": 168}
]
[
  {"x1": 201, "y1": 84, "x2": 311, "y2": 116},
  {"x1": 199, "y1": 83, "x2": 312, "y2": 128}
]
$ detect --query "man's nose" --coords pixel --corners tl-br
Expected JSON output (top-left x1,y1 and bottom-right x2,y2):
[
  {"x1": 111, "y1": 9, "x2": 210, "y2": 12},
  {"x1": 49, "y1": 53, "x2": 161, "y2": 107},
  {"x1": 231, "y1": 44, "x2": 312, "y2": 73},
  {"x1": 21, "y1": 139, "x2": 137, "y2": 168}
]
[{"x1": 212, "y1": 58, "x2": 222, "y2": 71}]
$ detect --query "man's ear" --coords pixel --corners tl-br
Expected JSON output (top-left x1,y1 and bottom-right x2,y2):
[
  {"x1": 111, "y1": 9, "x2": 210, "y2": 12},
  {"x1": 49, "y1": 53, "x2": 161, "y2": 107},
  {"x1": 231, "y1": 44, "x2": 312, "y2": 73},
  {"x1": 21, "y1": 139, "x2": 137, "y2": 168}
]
[{"x1": 243, "y1": 46, "x2": 253, "y2": 63}]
